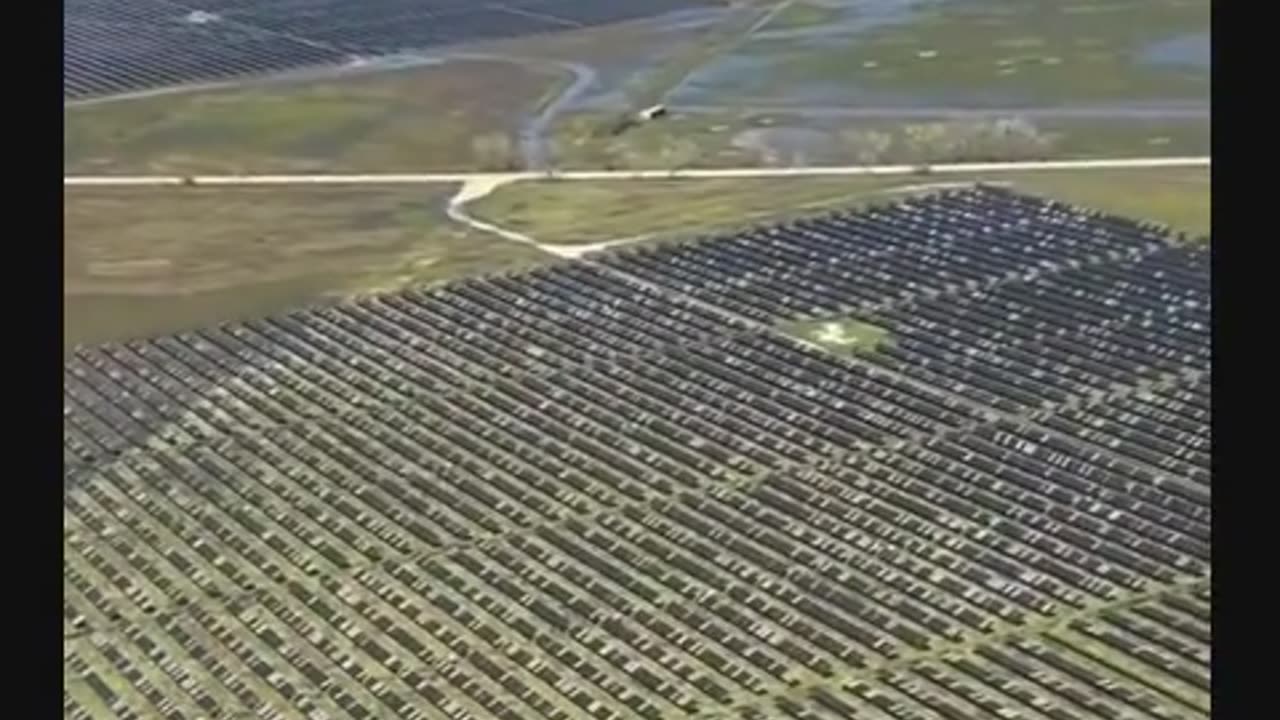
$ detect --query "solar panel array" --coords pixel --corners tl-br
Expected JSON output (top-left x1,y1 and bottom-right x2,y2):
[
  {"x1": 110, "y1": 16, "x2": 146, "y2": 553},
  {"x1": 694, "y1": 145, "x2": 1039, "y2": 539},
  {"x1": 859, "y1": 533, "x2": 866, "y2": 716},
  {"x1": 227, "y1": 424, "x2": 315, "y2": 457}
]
[
  {"x1": 64, "y1": 0, "x2": 715, "y2": 100},
  {"x1": 64, "y1": 187, "x2": 1211, "y2": 720}
]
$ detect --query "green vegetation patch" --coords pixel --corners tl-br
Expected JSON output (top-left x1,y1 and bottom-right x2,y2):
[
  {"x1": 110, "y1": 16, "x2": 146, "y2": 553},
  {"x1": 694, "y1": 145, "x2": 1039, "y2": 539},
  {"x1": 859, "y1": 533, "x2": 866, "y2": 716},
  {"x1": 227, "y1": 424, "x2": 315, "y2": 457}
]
[
  {"x1": 777, "y1": 316, "x2": 892, "y2": 355},
  {"x1": 764, "y1": 1, "x2": 844, "y2": 31},
  {"x1": 994, "y1": 167, "x2": 1210, "y2": 238},
  {"x1": 472, "y1": 167, "x2": 1209, "y2": 249},
  {"x1": 470, "y1": 176, "x2": 924, "y2": 245},
  {"x1": 65, "y1": 60, "x2": 557, "y2": 174},
  {"x1": 1031, "y1": 118, "x2": 1210, "y2": 160}
]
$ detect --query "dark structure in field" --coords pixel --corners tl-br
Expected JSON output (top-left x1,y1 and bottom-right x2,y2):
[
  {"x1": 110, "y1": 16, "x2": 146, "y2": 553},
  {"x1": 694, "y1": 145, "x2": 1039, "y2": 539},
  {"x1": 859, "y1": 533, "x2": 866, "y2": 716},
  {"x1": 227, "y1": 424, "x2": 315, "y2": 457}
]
[
  {"x1": 64, "y1": 187, "x2": 1210, "y2": 720},
  {"x1": 64, "y1": 0, "x2": 716, "y2": 100}
]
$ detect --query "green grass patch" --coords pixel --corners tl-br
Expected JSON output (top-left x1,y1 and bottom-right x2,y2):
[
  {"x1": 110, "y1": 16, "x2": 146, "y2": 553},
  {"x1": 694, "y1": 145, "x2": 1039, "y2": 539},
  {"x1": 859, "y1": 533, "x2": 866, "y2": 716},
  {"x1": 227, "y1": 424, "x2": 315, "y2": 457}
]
[
  {"x1": 470, "y1": 166, "x2": 1209, "y2": 248},
  {"x1": 65, "y1": 60, "x2": 558, "y2": 174},
  {"x1": 993, "y1": 167, "x2": 1210, "y2": 238},
  {"x1": 777, "y1": 316, "x2": 892, "y2": 355},
  {"x1": 470, "y1": 176, "x2": 920, "y2": 245},
  {"x1": 1034, "y1": 118, "x2": 1209, "y2": 159}
]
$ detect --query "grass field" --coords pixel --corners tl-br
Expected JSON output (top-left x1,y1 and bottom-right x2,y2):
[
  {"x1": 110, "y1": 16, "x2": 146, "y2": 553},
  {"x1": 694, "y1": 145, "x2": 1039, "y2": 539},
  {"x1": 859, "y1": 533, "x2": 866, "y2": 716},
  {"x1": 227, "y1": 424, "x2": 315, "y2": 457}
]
[
  {"x1": 777, "y1": 316, "x2": 893, "y2": 354},
  {"x1": 65, "y1": 186, "x2": 551, "y2": 347},
  {"x1": 468, "y1": 167, "x2": 1210, "y2": 247},
  {"x1": 64, "y1": 60, "x2": 558, "y2": 175}
]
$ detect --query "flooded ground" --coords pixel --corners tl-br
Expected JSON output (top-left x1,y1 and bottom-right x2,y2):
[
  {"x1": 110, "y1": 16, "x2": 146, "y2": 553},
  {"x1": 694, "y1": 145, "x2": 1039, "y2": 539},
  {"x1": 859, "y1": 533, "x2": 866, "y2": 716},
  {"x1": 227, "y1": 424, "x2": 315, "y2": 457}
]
[
  {"x1": 482, "y1": 5, "x2": 730, "y2": 114},
  {"x1": 571, "y1": 5, "x2": 729, "y2": 112},
  {"x1": 669, "y1": 0, "x2": 1210, "y2": 109},
  {"x1": 1140, "y1": 32, "x2": 1211, "y2": 70},
  {"x1": 739, "y1": 0, "x2": 942, "y2": 43},
  {"x1": 672, "y1": 0, "x2": 948, "y2": 105}
]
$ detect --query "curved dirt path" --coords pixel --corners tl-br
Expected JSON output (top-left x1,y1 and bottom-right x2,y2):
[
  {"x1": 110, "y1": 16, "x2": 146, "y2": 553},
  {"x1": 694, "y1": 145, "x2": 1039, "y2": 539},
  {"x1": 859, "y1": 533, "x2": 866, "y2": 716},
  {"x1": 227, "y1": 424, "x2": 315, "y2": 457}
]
[
  {"x1": 518, "y1": 59, "x2": 598, "y2": 170},
  {"x1": 443, "y1": 176, "x2": 598, "y2": 258},
  {"x1": 430, "y1": 52, "x2": 599, "y2": 171},
  {"x1": 445, "y1": 175, "x2": 538, "y2": 246}
]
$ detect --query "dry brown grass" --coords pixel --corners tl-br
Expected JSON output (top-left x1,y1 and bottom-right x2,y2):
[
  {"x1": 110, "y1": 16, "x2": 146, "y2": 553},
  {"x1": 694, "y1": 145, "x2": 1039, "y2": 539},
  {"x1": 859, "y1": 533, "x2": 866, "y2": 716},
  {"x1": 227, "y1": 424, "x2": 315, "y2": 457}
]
[{"x1": 65, "y1": 186, "x2": 551, "y2": 347}]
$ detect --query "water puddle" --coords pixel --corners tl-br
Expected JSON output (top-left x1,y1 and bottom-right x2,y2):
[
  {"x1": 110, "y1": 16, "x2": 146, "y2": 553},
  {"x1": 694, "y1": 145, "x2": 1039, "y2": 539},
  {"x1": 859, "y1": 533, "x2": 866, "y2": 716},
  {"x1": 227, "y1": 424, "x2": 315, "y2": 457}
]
[
  {"x1": 672, "y1": 0, "x2": 949, "y2": 105},
  {"x1": 1139, "y1": 32, "x2": 1210, "y2": 70},
  {"x1": 672, "y1": 1, "x2": 1208, "y2": 109}
]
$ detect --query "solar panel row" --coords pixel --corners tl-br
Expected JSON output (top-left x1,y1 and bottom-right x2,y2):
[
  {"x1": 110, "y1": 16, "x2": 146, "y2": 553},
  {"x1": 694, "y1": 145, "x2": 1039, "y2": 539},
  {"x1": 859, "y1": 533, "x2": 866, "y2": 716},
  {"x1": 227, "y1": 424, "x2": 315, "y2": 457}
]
[{"x1": 64, "y1": 187, "x2": 1210, "y2": 720}]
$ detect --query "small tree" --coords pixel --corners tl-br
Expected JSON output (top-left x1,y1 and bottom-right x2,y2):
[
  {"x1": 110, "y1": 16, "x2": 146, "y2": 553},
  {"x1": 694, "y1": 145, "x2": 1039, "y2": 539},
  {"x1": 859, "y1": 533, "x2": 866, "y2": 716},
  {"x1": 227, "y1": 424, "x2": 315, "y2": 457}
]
[
  {"x1": 902, "y1": 122, "x2": 953, "y2": 164},
  {"x1": 983, "y1": 116, "x2": 1054, "y2": 160},
  {"x1": 470, "y1": 133, "x2": 519, "y2": 171},
  {"x1": 541, "y1": 136, "x2": 565, "y2": 175},
  {"x1": 754, "y1": 148, "x2": 777, "y2": 167},
  {"x1": 937, "y1": 117, "x2": 1056, "y2": 162},
  {"x1": 602, "y1": 139, "x2": 632, "y2": 170},
  {"x1": 658, "y1": 137, "x2": 700, "y2": 175},
  {"x1": 839, "y1": 129, "x2": 894, "y2": 166}
]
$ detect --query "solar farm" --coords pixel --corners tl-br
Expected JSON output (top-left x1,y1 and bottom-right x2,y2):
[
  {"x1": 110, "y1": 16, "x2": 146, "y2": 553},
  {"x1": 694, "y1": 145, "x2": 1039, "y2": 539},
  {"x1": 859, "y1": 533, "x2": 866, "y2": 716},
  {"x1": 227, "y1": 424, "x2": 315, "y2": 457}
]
[
  {"x1": 64, "y1": 0, "x2": 717, "y2": 100},
  {"x1": 64, "y1": 186, "x2": 1211, "y2": 720}
]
